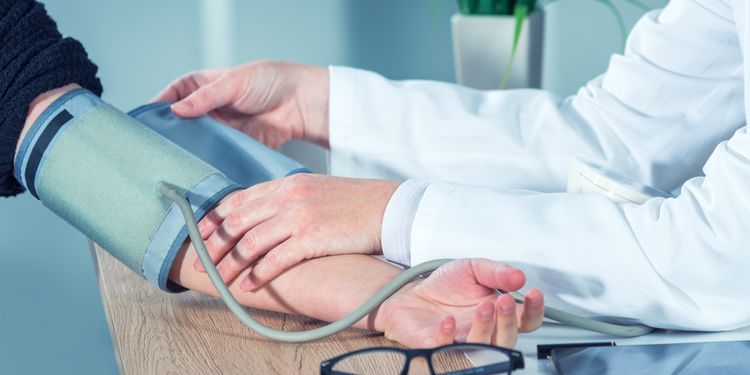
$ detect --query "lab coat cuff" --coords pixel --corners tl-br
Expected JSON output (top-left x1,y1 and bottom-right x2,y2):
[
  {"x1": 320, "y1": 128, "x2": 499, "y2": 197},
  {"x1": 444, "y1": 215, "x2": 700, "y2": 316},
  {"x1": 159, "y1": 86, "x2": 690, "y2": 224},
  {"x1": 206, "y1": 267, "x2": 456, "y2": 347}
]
[
  {"x1": 381, "y1": 179, "x2": 429, "y2": 267},
  {"x1": 409, "y1": 181, "x2": 460, "y2": 266}
]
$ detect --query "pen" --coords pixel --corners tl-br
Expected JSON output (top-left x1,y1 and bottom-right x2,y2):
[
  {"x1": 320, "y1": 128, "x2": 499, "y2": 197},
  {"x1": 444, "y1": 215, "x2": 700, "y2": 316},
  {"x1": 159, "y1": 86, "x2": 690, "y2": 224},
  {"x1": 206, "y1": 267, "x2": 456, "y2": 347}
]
[{"x1": 537, "y1": 341, "x2": 616, "y2": 359}]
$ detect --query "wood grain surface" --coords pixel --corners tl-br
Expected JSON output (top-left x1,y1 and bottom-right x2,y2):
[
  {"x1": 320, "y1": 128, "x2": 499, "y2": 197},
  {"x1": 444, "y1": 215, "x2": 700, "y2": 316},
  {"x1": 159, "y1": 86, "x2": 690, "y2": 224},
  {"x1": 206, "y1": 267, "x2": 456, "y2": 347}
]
[{"x1": 90, "y1": 243, "x2": 473, "y2": 374}]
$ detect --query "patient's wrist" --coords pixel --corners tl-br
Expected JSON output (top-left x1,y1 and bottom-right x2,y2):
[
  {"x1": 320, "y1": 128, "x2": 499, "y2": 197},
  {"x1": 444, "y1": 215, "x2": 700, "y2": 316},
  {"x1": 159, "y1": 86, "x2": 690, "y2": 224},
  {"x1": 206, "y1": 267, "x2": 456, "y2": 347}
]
[
  {"x1": 14, "y1": 83, "x2": 81, "y2": 162},
  {"x1": 375, "y1": 279, "x2": 420, "y2": 335}
]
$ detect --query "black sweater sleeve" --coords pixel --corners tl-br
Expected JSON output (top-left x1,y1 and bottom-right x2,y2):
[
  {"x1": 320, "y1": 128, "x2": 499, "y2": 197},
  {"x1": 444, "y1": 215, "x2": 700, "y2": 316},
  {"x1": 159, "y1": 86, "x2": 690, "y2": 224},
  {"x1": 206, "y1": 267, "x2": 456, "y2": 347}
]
[{"x1": 0, "y1": 0, "x2": 102, "y2": 197}]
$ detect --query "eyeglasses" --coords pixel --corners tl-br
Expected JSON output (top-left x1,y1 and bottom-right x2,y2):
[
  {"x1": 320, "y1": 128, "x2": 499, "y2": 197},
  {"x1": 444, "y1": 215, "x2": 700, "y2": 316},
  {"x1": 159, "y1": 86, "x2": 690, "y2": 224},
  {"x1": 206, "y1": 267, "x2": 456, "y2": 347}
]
[{"x1": 320, "y1": 343, "x2": 524, "y2": 375}]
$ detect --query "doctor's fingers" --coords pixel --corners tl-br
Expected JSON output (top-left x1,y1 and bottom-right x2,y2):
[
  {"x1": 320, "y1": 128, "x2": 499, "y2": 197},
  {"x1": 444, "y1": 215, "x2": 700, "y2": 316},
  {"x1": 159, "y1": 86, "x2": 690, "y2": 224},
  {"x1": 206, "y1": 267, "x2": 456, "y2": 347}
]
[
  {"x1": 152, "y1": 69, "x2": 222, "y2": 103},
  {"x1": 240, "y1": 239, "x2": 316, "y2": 291},
  {"x1": 214, "y1": 220, "x2": 290, "y2": 283},
  {"x1": 171, "y1": 77, "x2": 242, "y2": 118},
  {"x1": 194, "y1": 196, "x2": 278, "y2": 272},
  {"x1": 197, "y1": 181, "x2": 282, "y2": 238}
]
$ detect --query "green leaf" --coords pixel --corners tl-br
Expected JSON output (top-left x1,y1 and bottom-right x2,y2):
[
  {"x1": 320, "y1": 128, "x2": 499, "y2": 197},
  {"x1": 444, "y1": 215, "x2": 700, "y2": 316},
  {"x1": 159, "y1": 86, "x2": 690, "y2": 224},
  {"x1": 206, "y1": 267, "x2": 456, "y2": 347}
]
[
  {"x1": 496, "y1": 0, "x2": 514, "y2": 15},
  {"x1": 477, "y1": 0, "x2": 495, "y2": 14},
  {"x1": 457, "y1": 0, "x2": 478, "y2": 14},
  {"x1": 500, "y1": 3, "x2": 528, "y2": 88}
]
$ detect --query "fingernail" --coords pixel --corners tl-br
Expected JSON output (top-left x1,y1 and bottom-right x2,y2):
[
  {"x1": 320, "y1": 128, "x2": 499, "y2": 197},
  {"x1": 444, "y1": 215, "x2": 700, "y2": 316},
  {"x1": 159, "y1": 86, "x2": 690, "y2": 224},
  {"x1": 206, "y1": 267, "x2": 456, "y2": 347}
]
[
  {"x1": 480, "y1": 308, "x2": 493, "y2": 322},
  {"x1": 500, "y1": 297, "x2": 516, "y2": 315},
  {"x1": 217, "y1": 267, "x2": 227, "y2": 282},
  {"x1": 194, "y1": 258, "x2": 205, "y2": 272},
  {"x1": 495, "y1": 294, "x2": 516, "y2": 315},
  {"x1": 172, "y1": 100, "x2": 192, "y2": 113},
  {"x1": 240, "y1": 276, "x2": 255, "y2": 292},
  {"x1": 479, "y1": 311, "x2": 492, "y2": 322},
  {"x1": 442, "y1": 320, "x2": 455, "y2": 331}
]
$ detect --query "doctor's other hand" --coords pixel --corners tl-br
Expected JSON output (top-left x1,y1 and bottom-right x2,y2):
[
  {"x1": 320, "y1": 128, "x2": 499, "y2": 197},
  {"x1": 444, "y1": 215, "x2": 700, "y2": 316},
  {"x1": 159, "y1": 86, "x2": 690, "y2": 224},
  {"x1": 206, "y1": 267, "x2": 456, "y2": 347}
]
[
  {"x1": 196, "y1": 174, "x2": 399, "y2": 289},
  {"x1": 378, "y1": 259, "x2": 544, "y2": 348},
  {"x1": 153, "y1": 61, "x2": 330, "y2": 149}
]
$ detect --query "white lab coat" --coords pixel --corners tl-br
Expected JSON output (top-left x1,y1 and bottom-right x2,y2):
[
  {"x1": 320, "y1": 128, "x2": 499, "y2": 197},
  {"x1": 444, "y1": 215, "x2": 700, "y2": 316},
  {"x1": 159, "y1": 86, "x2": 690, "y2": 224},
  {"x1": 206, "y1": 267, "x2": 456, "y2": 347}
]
[{"x1": 328, "y1": 0, "x2": 750, "y2": 331}]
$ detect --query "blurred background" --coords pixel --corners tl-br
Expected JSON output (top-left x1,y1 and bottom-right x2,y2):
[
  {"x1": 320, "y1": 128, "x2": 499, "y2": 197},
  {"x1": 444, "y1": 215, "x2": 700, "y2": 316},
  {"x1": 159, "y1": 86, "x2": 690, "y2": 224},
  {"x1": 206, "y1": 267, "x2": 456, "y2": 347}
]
[{"x1": 0, "y1": 0, "x2": 665, "y2": 373}]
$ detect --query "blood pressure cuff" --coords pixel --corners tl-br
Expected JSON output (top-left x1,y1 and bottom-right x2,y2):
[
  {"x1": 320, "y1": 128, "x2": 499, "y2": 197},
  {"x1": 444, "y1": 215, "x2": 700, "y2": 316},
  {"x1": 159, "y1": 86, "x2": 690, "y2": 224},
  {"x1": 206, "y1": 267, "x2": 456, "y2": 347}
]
[{"x1": 14, "y1": 89, "x2": 308, "y2": 292}]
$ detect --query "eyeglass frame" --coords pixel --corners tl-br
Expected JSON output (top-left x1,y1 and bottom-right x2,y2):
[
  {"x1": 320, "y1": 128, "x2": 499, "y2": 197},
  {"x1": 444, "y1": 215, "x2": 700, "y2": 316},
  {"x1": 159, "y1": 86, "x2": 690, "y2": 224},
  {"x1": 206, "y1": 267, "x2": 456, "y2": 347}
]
[{"x1": 320, "y1": 342, "x2": 524, "y2": 375}]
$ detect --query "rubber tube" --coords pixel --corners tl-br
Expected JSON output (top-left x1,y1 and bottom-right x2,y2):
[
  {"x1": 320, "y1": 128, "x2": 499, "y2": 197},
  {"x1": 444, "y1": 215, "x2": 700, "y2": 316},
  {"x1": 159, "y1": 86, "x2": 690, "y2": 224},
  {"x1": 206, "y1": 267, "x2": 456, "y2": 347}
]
[{"x1": 159, "y1": 182, "x2": 654, "y2": 342}]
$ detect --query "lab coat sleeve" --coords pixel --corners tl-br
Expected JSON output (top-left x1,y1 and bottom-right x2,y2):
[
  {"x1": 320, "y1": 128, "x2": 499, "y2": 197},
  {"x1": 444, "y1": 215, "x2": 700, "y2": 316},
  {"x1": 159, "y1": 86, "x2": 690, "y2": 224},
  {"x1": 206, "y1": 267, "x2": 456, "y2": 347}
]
[
  {"x1": 328, "y1": 0, "x2": 743, "y2": 195},
  {"x1": 378, "y1": 0, "x2": 743, "y2": 268},
  {"x1": 406, "y1": 125, "x2": 750, "y2": 331},
  {"x1": 389, "y1": 0, "x2": 749, "y2": 329}
]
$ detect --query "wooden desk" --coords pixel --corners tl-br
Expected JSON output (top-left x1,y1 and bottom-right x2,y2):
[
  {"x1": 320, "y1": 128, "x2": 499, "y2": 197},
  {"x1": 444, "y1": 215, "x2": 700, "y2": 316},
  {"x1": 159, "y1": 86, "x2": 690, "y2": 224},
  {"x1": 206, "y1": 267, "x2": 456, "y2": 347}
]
[{"x1": 90, "y1": 242, "x2": 467, "y2": 374}]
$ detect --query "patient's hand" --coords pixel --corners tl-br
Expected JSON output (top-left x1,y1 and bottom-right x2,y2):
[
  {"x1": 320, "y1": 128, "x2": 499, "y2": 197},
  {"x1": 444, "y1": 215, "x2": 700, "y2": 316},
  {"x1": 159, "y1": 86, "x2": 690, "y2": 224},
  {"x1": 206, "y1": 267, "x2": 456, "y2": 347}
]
[
  {"x1": 377, "y1": 259, "x2": 544, "y2": 348},
  {"x1": 193, "y1": 173, "x2": 398, "y2": 290}
]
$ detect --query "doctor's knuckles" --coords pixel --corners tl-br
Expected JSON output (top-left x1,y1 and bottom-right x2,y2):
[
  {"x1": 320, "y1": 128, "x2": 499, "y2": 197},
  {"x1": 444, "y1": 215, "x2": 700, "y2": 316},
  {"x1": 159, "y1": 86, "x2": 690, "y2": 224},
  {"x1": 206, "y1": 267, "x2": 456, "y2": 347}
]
[
  {"x1": 195, "y1": 174, "x2": 399, "y2": 289},
  {"x1": 154, "y1": 61, "x2": 331, "y2": 149}
]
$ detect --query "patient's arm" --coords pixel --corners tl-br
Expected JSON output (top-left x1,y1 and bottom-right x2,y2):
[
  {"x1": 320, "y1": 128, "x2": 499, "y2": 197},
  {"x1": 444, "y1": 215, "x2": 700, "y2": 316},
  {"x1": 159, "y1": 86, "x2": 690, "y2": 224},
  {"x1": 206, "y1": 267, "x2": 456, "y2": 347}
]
[
  {"x1": 14, "y1": 83, "x2": 81, "y2": 158},
  {"x1": 169, "y1": 242, "x2": 545, "y2": 348},
  {"x1": 15, "y1": 86, "x2": 394, "y2": 329},
  {"x1": 170, "y1": 242, "x2": 399, "y2": 331},
  {"x1": 17, "y1": 86, "x2": 543, "y2": 347},
  {"x1": 15, "y1": 86, "x2": 391, "y2": 328}
]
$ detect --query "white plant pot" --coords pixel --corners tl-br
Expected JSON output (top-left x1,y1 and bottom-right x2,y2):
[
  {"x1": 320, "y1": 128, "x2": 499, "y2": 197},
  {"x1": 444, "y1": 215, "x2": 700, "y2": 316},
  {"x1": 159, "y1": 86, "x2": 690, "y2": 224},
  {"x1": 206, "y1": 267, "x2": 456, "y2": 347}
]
[{"x1": 451, "y1": 11, "x2": 544, "y2": 90}]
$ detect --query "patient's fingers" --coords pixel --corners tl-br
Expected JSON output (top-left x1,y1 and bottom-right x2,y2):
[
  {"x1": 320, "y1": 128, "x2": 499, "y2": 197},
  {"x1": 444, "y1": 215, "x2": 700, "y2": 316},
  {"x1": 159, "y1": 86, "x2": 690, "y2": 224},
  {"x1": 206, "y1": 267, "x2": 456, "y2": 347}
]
[
  {"x1": 432, "y1": 315, "x2": 456, "y2": 348},
  {"x1": 470, "y1": 258, "x2": 526, "y2": 293},
  {"x1": 493, "y1": 294, "x2": 519, "y2": 348},
  {"x1": 518, "y1": 289, "x2": 544, "y2": 333},
  {"x1": 466, "y1": 301, "x2": 495, "y2": 344},
  {"x1": 215, "y1": 220, "x2": 289, "y2": 283}
]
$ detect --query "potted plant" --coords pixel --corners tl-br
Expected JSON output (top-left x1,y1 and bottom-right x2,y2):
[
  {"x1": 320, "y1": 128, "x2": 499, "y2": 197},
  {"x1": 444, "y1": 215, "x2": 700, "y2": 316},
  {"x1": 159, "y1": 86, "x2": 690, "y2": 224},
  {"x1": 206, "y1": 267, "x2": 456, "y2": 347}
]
[{"x1": 452, "y1": 0, "x2": 650, "y2": 90}]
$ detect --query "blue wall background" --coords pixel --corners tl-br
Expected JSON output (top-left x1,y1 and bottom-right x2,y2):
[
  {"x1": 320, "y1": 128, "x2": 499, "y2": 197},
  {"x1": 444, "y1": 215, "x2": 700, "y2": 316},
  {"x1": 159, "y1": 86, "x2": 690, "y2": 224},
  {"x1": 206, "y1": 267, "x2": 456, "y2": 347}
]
[{"x1": 0, "y1": 0, "x2": 664, "y2": 373}]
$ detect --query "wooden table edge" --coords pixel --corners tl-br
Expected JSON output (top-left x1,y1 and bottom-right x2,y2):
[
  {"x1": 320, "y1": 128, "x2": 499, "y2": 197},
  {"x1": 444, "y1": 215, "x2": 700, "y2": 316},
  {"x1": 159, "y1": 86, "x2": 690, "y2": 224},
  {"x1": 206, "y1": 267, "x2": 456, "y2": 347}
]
[{"x1": 89, "y1": 240, "x2": 127, "y2": 375}]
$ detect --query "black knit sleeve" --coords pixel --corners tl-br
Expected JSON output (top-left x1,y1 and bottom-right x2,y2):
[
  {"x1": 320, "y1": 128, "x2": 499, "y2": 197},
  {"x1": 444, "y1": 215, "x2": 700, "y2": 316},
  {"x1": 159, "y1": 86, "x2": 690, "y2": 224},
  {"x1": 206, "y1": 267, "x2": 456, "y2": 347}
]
[{"x1": 0, "y1": 0, "x2": 102, "y2": 197}]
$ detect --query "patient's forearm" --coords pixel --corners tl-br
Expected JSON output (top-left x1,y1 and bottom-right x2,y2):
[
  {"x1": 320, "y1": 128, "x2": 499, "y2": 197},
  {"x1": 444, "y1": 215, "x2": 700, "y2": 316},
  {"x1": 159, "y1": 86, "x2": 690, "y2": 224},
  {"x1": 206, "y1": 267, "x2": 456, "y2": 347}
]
[{"x1": 169, "y1": 243, "x2": 401, "y2": 331}]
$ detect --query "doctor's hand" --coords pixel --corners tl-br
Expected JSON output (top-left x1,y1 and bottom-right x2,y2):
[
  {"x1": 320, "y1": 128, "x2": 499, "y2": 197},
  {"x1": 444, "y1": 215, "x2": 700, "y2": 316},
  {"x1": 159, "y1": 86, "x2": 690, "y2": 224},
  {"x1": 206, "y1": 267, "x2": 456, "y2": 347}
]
[
  {"x1": 377, "y1": 259, "x2": 544, "y2": 348},
  {"x1": 153, "y1": 61, "x2": 330, "y2": 148},
  {"x1": 196, "y1": 174, "x2": 398, "y2": 289}
]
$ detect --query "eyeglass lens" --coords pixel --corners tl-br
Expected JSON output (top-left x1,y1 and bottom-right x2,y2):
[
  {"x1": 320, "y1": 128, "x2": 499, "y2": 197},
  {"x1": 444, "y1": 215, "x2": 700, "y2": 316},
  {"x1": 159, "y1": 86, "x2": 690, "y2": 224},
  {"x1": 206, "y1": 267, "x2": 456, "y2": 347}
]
[
  {"x1": 330, "y1": 349, "x2": 407, "y2": 375},
  {"x1": 329, "y1": 345, "x2": 514, "y2": 375},
  {"x1": 432, "y1": 345, "x2": 512, "y2": 374}
]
